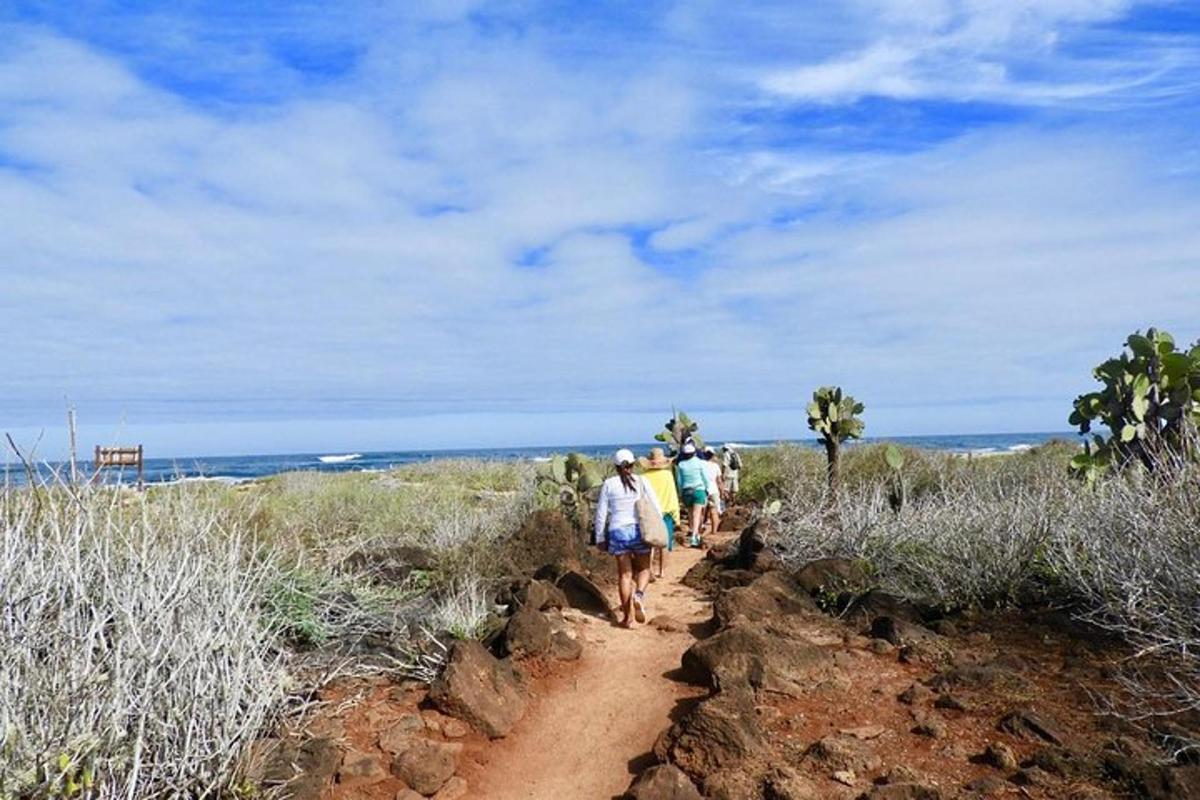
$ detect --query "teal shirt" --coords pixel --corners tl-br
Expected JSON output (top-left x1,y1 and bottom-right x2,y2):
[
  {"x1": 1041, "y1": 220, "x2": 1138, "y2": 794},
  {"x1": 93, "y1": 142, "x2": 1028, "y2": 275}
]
[{"x1": 675, "y1": 457, "x2": 713, "y2": 494}]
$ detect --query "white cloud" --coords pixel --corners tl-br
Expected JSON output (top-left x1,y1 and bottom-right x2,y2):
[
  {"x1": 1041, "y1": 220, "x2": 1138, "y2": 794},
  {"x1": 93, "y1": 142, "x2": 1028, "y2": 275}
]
[
  {"x1": 0, "y1": 4, "x2": 1198, "y2": 454},
  {"x1": 758, "y1": 0, "x2": 1189, "y2": 105}
]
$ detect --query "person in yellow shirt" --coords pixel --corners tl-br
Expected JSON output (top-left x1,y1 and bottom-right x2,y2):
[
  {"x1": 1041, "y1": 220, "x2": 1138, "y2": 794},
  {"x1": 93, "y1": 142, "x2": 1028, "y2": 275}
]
[{"x1": 639, "y1": 447, "x2": 681, "y2": 579}]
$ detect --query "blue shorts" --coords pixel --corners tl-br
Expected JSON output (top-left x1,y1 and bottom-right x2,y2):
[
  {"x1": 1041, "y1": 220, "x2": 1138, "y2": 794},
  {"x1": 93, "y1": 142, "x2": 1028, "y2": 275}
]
[
  {"x1": 682, "y1": 487, "x2": 708, "y2": 507},
  {"x1": 607, "y1": 524, "x2": 649, "y2": 556},
  {"x1": 664, "y1": 515, "x2": 675, "y2": 551}
]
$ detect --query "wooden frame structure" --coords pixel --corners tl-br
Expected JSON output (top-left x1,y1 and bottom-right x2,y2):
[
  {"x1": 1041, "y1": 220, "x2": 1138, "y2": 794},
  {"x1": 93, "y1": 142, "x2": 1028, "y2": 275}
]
[{"x1": 94, "y1": 445, "x2": 144, "y2": 488}]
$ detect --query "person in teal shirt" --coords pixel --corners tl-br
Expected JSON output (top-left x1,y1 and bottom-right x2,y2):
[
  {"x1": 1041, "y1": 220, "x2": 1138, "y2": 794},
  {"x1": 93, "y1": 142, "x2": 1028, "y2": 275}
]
[{"x1": 674, "y1": 442, "x2": 713, "y2": 547}]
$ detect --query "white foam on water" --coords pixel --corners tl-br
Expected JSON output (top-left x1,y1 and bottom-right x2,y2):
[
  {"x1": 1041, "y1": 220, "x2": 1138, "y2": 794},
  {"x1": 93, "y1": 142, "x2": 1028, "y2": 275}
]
[{"x1": 318, "y1": 453, "x2": 362, "y2": 464}]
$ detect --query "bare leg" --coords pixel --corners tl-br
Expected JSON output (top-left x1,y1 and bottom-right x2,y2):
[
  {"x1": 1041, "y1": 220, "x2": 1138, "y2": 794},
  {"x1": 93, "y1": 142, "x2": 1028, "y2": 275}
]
[
  {"x1": 689, "y1": 503, "x2": 704, "y2": 544},
  {"x1": 657, "y1": 544, "x2": 666, "y2": 578},
  {"x1": 616, "y1": 553, "x2": 634, "y2": 627},
  {"x1": 709, "y1": 503, "x2": 721, "y2": 538},
  {"x1": 633, "y1": 551, "x2": 651, "y2": 595},
  {"x1": 631, "y1": 551, "x2": 652, "y2": 622}
]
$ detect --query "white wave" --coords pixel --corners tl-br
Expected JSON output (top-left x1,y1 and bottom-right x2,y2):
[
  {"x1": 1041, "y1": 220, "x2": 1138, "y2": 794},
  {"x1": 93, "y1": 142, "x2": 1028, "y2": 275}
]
[
  {"x1": 529, "y1": 456, "x2": 552, "y2": 463},
  {"x1": 720, "y1": 442, "x2": 766, "y2": 449},
  {"x1": 1007, "y1": 444, "x2": 1034, "y2": 452},
  {"x1": 318, "y1": 453, "x2": 362, "y2": 464}
]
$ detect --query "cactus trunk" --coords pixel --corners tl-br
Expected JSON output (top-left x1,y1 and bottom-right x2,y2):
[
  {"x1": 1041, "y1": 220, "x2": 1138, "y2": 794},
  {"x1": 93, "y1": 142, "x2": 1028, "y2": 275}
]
[{"x1": 824, "y1": 438, "x2": 841, "y2": 494}]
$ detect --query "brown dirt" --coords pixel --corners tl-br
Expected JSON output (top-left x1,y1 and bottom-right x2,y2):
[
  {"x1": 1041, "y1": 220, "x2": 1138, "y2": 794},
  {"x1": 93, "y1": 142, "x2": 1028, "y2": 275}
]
[
  {"x1": 458, "y1": 538, "x2": 718, "y2": 800},
  {"x1": 308, "y1": 518, "x2": 1193, "y2": 799}
]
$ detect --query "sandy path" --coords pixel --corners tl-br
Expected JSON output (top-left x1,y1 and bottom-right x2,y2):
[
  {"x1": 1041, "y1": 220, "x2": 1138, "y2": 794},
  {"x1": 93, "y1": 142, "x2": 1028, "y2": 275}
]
[{"x1": 468, "y1": 540, "x2": 721, "y2": 800}]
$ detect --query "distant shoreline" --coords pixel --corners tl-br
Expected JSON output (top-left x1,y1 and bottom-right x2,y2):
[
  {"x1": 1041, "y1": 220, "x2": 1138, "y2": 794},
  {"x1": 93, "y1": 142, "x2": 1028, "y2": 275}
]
[{"x1": 3, "y1": 432, "x2": 1074, "y2": 488}]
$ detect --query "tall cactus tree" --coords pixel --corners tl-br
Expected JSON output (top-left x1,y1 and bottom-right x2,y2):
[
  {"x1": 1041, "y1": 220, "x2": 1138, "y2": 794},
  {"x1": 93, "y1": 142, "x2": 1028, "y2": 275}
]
[
  {"x1": 654, "y1": 408, "x2": 703, "y2": 454},
  {"x1": 1069, "y1": 327, "x2": 1200, "y2": 482},
  {"x1": 806, "y1": 386, "x2": 865, "y2": 494}
]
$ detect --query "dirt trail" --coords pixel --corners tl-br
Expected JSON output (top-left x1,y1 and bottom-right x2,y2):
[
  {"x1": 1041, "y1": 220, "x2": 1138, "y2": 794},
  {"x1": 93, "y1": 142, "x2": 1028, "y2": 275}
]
[{"x1": 465, "y1": 539, "x2": 722, "y2": 800}]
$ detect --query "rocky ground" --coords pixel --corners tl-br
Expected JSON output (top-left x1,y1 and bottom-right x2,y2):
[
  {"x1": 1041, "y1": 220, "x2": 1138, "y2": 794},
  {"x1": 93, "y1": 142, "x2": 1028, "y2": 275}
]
[{"x1": 249, "y1": 508, "x2": 1200, "y2": 799}]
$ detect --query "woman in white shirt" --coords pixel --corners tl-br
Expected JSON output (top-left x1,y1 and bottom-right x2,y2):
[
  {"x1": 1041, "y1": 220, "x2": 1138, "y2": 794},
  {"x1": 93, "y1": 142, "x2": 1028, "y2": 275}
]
[{"x1": 593, "y1": 449, "x2": 663, "y2": 627}]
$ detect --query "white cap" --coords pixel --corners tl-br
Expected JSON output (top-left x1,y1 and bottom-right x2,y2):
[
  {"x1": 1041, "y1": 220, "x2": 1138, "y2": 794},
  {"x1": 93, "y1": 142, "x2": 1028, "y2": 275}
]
[
  {"x1": 613, "y1": 448, "x2": 636, "y2": 465},
  {"x1": 681, "y1": 442, "x2": 697, "y2": 455}
]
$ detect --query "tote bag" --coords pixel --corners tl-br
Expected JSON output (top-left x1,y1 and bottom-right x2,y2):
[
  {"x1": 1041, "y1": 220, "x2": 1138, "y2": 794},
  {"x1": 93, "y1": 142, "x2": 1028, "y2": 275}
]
[{"x1": 635, "y1": 478, "x2": 669, "y2": 548}]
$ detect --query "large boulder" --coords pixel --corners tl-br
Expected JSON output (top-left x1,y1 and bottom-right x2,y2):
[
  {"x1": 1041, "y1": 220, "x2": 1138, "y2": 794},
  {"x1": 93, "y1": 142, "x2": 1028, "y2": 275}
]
[
  {"x1": 428, "y1": 640, "x2": 527, "y2": 738},
  {"x1": 625, "y1": 765, "x2": 704, "y2": 800},
  {"x1": 556, "y1": 570, "x2": 614, "y2": 618},
  {"x1": 714, "y1": 572, "x2": 820, "y2": 628},
  {"x1": 519, "y1": 579, "x2": 569, "y2": 611},
  {"x1": 655, "y1": 689, "x2": 764, "y2": 779},
  {"x1": 844, "y1": 591, "x2": 924, "y2": 627},
  {"x1": 681, "y1": 623, "x2": 834, "y2": 696},
  {"x1": 503, "y1": 605, "x2": 553, "y2": 658},
  {"x1": 390, "y1": 738, "x2": 461, "y2": 796}
]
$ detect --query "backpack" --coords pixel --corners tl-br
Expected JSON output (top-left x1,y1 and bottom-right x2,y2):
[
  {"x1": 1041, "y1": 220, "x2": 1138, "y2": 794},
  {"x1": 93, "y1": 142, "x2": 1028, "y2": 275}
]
[{"x1": 729, "y1": 450, "x2": 742, "y2": 470}]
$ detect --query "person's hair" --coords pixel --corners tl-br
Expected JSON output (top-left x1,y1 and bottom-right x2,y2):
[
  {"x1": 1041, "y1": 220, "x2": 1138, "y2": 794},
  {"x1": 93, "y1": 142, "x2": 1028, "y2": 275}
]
[
  {"x1": 616, "y1": 460, "x2": 637, "y2": 492},
  {"x1": 677, "y1": 450, "x2": 693, "y2": 461}
]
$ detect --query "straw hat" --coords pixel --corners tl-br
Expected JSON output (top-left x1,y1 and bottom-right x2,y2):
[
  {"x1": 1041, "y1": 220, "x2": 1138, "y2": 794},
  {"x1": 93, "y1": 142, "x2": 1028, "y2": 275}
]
[{"x1": 639, "y1": 447, "x2": 671, "y2": 469}]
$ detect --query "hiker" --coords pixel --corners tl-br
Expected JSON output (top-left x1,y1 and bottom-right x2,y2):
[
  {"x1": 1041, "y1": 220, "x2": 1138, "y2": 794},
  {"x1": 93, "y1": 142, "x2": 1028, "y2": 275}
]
[
  {"x1": 639, "y1": 447, "x2": 680, "y2": 579},
  {"x1": 675, "y1": 442, "x2": 713, "y2": 548},
  {"x1": 593, "y1": 448, "x2": 663, "y2": 627},
  {"x1": 721, "y1": 444, "x2": 742, "y2": 497},
  {"x1": 701, "y1": 446, "x2": 726, "y2": 537}
]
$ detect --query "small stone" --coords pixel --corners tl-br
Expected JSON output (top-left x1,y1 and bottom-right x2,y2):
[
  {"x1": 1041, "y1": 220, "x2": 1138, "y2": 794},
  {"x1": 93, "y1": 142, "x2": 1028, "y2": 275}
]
[
  {"x1": 881, "y1": 766, "x2": 922, "y2": 784},
  {"x1": 380, "y1": 716, "x2": 424, "y2": 755},
  {"x1": 912, "y1": 714, "x2": 947, "y2": 739},
  {"x1": 934, "y1": 694, "x2": 968, "y2": 712},
  {"x1": 981, "y1": 741, "x2": 1018, "y2": 771},
  {"x1": 898, "y1": 683, "x2": 932, "y2": 705},
  {"x1": 549, "y1": 630, "x2": 583, "y2": 661},
  {"x1": 832, "y1": 769, "x2": 857, "y2": 786},
  {"x1": 433, "y1": 776, "x2": 469, "y2": 800},
  {"x1": 421, "y1": 710, "x2": 446, "y2": 734},
  {"x1": 997, "y1": 709, "x2": 1065, "y2": 745},
  {"x1": 338, "y1": 750, "x2": 388, "y2": 783},
  {"x1": 840, "y1": 725, "x2": 887, "y2": 740},
  {"x1": 964, "y1": 775, "x2": 1004, "y2": 795},
  {"x1": 1011, "y1": 767, "x2": 1052, "y2": 787},
  {"x1": 441, "y1": 718, "x2": 469, "y2": 739},
  {"x1": 870, "y1": 639, "x2": 895, "y2": 655},
  {"x1": 390, "y1": 739, "x2": 462, "y2": 796},
  {"x1": 395, "y1": 790, "x2": 424, "y2": 800}
]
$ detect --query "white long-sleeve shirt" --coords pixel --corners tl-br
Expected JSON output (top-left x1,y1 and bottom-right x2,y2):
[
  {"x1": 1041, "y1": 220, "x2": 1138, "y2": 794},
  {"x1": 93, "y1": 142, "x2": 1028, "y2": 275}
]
[{"x1": 593, "y1": 474, "x2": 663, "y2": 544}]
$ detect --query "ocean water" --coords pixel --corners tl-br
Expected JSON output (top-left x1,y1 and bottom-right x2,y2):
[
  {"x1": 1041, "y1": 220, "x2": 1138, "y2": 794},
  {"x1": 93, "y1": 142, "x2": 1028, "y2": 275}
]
[{"x1": 2, "y1": 432, "x2": 1074, "y2": 487}]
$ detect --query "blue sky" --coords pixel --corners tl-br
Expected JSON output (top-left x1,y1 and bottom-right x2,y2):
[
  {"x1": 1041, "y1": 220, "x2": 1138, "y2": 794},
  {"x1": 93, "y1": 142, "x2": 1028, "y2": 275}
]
[{"x1": 2, "y1": 1, "x2": 1199, "y2": 457}]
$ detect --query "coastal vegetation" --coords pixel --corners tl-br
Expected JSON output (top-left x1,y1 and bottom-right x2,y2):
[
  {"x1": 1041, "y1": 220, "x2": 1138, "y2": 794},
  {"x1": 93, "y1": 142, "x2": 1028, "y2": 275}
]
[{"x1": 2, "y1": 329, "x2": 1199, "y2": 797}]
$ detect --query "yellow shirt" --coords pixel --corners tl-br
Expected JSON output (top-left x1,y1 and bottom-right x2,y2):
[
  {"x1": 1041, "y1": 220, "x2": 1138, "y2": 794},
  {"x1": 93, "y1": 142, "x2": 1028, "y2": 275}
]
[{"x1": 640, "y1": 466, "x2": 681, "y2": 524}]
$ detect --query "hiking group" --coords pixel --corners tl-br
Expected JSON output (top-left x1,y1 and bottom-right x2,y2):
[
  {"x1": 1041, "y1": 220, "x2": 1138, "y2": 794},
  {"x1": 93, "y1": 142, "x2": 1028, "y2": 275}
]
[{"x1": 592, "y1": 441, "x2": 743, "y2": 628}]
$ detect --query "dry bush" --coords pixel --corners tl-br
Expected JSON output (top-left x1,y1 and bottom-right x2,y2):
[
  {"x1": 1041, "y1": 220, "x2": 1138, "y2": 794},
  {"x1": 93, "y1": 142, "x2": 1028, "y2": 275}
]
[
  {"x1": 1047, "y1": 462, "x2": 1200, "y2": 751},
  {"x1": 0, "y1": 485, "x2": 285, "y2": 800}
]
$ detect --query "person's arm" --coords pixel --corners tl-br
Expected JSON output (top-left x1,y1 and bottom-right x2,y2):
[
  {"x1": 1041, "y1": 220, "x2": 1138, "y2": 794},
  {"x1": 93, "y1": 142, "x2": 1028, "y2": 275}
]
[{"x1": 593, "y1": 481, "x2": 610, "y2": 546}]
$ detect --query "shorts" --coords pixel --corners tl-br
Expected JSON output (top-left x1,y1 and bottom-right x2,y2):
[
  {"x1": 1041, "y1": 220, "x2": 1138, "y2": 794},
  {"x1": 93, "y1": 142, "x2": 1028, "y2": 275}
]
[
  {"x1": 682, "y1": 487, "x2": 708, "y2": 507},
  {"x1": 607, "y1": 524, "x2": 649, "y2": 556},
  {"x1": 709, "y1": 494, "x2": 725, "y2": 514},
  {"x1": 663, "y1": 515, "x2": 676, "y2": 551}
]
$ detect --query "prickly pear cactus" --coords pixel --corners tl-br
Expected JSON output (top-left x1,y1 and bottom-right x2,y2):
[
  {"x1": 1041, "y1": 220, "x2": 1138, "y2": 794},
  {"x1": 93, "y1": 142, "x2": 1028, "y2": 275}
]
[
  {"x1": 653, "y1": 409, "x2": 704, "y2": 454},
  {"x1": 1069, "y1": 328, "x2": 1200, "y2": 482},
  {"x1": 806, "y1": 386, "x2": 865, "y2": 493},
  {"x1": 536, "y1": 452, "x2": 605, "y2": 524}
]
